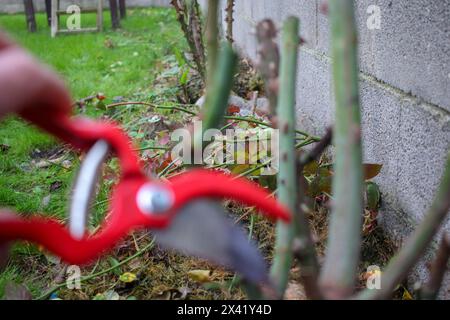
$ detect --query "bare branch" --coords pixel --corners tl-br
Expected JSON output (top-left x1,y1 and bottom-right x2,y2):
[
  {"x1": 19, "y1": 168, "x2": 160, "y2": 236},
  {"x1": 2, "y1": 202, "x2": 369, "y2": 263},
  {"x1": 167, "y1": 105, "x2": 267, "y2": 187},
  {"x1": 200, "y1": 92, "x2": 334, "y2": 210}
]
[
  {"x1": 419, "y1": 234, "x2": 450, "y2": 300},
  {"x1": 255, "y1": 19, "x2": 280, "y2": 118},
  {"x1": 225, "y1": 0, "x2": 235, "y2": 44},
  {"x1": 298, "y1": 127, "x2": 333, "y2": 167}
]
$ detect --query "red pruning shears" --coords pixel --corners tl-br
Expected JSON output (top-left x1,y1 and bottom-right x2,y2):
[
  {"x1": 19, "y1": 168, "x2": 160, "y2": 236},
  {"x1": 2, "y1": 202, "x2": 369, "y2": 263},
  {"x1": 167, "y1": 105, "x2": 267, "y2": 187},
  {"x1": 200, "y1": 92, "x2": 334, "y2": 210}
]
[{"x1": 0, "y1": 99, "x2": 290, "y2": 284}]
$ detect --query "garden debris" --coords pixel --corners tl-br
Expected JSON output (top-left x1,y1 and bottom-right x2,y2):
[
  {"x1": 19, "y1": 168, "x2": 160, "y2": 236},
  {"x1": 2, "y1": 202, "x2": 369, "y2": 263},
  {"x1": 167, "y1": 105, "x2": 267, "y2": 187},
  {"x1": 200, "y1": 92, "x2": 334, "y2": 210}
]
[
  {"x1": 49, "y1": 181, "x2": 63, "y2": 192},
  {"x1": 0, "y1": 143, "x2": 10, "y2": 153},
  {"x1": 119, "y1": 272, "x2": 138, "y2": 283},
  {"x1": 94, "y1": 290, "x2": 120, "y2": 300},
  {"x1": 195, "y1": 94, "x2": 270, "y2": 117},
  {"x1": 41, "y1": 195, "x2": 51, "y2": 208},
  {"x1": 284, "y1": 281, "x2": 307, "y2": 300},
  {"x1": 188, "y1": 269, "x2": 212, "y2": 283}
]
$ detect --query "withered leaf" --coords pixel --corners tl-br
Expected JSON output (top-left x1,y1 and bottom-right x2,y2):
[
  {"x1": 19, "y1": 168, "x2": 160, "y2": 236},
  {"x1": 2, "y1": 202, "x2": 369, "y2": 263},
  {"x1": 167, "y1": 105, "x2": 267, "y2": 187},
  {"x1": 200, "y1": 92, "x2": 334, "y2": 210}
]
[{"x1": 363, "y1": 164, "x2": 383, "y2": 180}]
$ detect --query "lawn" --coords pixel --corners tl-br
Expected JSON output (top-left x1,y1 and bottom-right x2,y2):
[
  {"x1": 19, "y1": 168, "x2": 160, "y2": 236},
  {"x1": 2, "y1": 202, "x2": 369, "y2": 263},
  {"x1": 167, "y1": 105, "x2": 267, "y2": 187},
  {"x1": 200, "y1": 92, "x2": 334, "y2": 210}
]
[{"x1": 0, "y1": 7, "x2": 191, "y2": 299}]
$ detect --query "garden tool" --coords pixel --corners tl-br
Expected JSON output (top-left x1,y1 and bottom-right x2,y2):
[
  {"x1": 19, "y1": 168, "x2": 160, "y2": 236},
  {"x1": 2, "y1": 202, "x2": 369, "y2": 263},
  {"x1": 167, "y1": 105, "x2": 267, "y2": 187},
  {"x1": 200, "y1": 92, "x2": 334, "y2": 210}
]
[{"x1": 0, "y1": 100, "x2": 291, "y2": 285}]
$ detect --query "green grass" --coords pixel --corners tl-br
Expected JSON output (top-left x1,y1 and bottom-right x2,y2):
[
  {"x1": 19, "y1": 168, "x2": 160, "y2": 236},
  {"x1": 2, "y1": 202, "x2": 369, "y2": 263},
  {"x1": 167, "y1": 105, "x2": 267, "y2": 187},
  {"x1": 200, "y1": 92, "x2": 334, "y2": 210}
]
[
  {"x1": 0, "y1": 8, "x2": 186, "y2": 299},
  {"x1": 0, "y1": 8, "x2": 181, "y2": 98}
]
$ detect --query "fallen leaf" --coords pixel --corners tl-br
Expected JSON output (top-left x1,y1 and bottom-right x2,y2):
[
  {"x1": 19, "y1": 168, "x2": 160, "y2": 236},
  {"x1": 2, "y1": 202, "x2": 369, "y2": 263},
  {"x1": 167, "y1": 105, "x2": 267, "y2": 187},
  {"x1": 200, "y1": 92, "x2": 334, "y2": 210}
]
[
  {"x1": 308, "y1": 176, "x2": 332, "y2": 197},
  {"x1": 96, "y1": 93, "x2": 106, "y2": 100},
  {"x1": 402, "y1": 287, "x2": 414, "y2": 300},
  {"x1": 33, "y1": 155, "x2": 66, "y2": 169},
  {"x1": 363, "y1": 164, "x2": 383, "y2": 180},
  {"x1": 227, "y1": 105, "x2": 241, "y2": 115},
  {"x1": 93, "y1": 290, "x2": 120, "y2": 300},
  {"x1": 119, "y1": 272, "x2": 137, "y2": 283},
  {"x1": 156, "y1": 153, "x2": 173, "y2": 173},
  {"x1": 188, "y1": 270, "x2": 212, "y2": 283}
]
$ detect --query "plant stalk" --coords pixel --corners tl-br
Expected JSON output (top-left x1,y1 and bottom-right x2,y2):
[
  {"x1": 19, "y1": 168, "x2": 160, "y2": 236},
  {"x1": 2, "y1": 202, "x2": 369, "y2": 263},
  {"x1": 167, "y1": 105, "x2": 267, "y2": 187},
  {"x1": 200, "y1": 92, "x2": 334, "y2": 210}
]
[
  {"x1": 419, "y1": 234, "x2": 450, "y2": 300},
  {"x1": 206, "y1": 0, "x2": 219, "y2": 88},
  {"x1": 319, "y1": 0, "x2": 364, "y2": 299},
  {"x1": 225, "y1": 0, "x2": 235, "y2": 44},
  {"x1": 269, "y1": 16, "x2": 301, "y2": 297},
  {"x1": 196, "y1": 44, "x2": 237, "y2": 144}
]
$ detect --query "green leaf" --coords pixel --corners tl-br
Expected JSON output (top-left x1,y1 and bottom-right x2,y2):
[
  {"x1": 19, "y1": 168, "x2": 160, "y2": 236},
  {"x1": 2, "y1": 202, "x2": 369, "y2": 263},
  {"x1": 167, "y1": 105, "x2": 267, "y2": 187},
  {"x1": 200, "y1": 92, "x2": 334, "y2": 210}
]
[
  {"x1": 365, "y1": 181, "x2": 381, "y2": 210},
  {"x1": 173, "y1": 48, "x2": 186, "y2": 67},
  {"x1": 259, "y1": 174, "x2": 277, "y2": 191},
  {"x1": 307, "y1": 167, "x2": 333, "y2": 197},
  {"x1": 230, "y1": 164, "x2": 251, "y2": 175},
  {"x1": 179, "y1": 68, "x2": 189, "y2": 85},
  {"x1": 108, "y1": 257, "x2": 122, "y2": 276},
  {"x1": 303, "y1": 160, "x2": 319, "y2": 176},
  {"x1": 96, "y1": 100, "x2": 106, "y2": 111}
]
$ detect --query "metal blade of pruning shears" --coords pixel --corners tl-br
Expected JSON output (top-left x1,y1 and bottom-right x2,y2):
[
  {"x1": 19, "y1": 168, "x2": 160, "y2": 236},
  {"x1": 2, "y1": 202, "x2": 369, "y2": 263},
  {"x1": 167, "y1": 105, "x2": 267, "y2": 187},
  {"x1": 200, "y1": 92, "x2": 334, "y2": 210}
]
[{"x1": 151, "y1": 200, "x2": 269, "y2": 285}]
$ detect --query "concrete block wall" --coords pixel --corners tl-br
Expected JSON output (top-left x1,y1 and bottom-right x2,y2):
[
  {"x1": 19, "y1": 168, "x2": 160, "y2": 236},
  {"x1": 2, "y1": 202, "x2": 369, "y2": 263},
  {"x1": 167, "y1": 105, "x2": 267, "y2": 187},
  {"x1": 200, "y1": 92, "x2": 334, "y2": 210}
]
[
  {"x1": 0, "y1": 0, "x2": 172, "y2": 13},
  {"x1": 213, "y1": 0, "x2": 450, "y2": 298}
]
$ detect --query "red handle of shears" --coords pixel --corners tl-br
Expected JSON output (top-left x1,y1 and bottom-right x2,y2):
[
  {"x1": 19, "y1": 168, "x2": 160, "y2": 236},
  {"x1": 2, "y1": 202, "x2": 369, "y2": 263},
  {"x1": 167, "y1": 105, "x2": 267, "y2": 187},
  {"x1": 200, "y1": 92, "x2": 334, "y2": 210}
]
[
  {"x1": 19, "y1": 106, "x2": 141, "y2": 178},
  {"x1": 0, "y1": 102, "x2": 291, "y2": 265}
]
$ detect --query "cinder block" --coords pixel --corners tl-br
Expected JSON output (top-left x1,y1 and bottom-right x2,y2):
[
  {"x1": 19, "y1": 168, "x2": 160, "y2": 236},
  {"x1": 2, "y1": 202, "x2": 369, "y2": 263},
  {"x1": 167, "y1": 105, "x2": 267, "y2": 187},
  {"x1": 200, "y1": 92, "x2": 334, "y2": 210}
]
[
  {"x1": 317, "y1": 0, "x2": 450, "y2": 111},
  {"x1": 279, "y1": 0, "x2": 317, "y2": 50},
  {"x1": 225, "y1": 1, "x2": 317, "y2": 56},
  {"x1": 359, "y1": 76, "x2": 403, "y2": 216},
  {"x1": 260, "y1": 0, "x2": 282, "y2": 24},
  {"x1": 295, "y1": 49, "x2": 333, "y2": 136},
  {"x1": 231, "y1": 0, "x2": 258, "y2": 59},
  {"x1": 395, "y1": 100, "x2": 450, "y2": 228}
]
